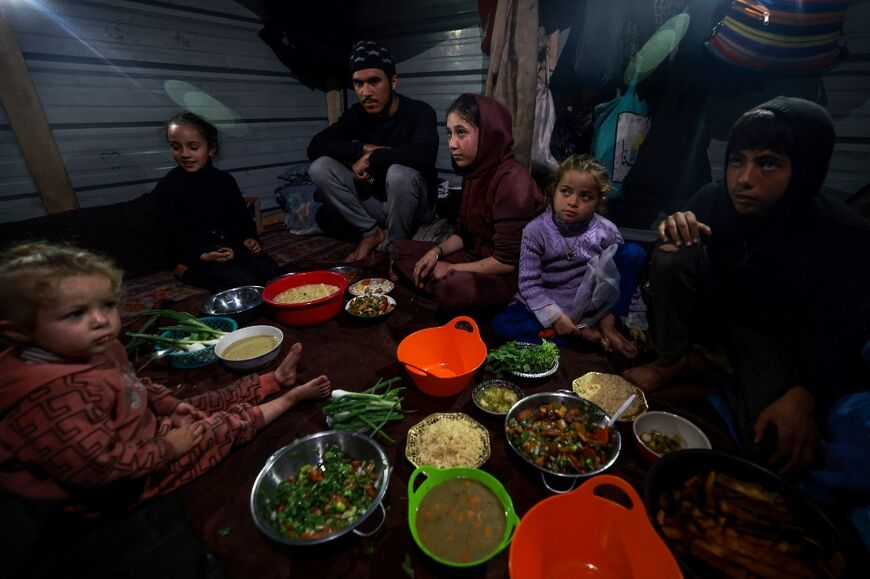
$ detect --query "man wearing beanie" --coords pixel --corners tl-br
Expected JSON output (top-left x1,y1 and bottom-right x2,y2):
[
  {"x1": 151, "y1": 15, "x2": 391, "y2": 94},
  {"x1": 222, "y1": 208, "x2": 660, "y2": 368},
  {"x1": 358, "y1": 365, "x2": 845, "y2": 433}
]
[
  {"x1": 623, "y1": 97, "x2": 870, "y2": 475},
  {"x1": 308, "y1": 40, "x2": 439, "y2": 262}
]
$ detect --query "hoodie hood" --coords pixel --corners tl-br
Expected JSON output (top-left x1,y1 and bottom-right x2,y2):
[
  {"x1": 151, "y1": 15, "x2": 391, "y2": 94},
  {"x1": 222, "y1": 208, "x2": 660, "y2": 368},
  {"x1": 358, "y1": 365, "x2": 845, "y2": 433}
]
[
  {"x1": 724, "y1": 96, "x2": 835, "y2": 204},
  {"x1": 459, "y1": 94, "x2": 516, "y2": 178}
]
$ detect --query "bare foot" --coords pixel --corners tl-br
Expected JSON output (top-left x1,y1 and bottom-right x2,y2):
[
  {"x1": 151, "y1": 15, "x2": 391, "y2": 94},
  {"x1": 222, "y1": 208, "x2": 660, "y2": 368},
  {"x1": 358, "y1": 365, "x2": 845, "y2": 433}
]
[
  {"x1": 576, "y1": 326, "x2": 602, "y2": 344},
  {"x1": 345, "y1": 228, "x2": 386, "y2": 262},
  {"x1": 274, "y1": 342, "x2": 303, "y2": 387},
  {"x1": 283, "y1": 375, "x2": 332, "y2": 403},
  {"x1": 623, "y1": 355, "x2": 686, "y2": 392},
  {"x1": 601, "y1": 325, "x2": 638, "y2": 358}
]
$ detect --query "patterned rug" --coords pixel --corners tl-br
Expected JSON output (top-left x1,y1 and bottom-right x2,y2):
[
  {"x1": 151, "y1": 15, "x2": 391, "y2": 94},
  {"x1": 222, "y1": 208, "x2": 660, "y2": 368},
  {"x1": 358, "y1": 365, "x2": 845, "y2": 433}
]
[{"x1": 121, "y1": 230, "x2": 355, "y2": 321}]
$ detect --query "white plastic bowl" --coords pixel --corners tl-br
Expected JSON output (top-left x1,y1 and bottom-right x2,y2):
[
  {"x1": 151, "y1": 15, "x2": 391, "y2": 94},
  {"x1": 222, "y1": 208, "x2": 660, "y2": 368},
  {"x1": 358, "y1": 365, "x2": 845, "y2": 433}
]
[
  {"x1": 632, "y1": 411, "x2": 711, "y2": 463},
  {"x1": 214, "y1": 325, "x2": 284, "y2": 371}
]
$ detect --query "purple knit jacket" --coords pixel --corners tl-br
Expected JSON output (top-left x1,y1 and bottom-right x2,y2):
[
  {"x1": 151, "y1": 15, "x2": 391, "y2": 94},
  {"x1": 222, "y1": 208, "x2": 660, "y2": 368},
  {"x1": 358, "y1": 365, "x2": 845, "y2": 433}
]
[{"x1": 516, "y1": 209, "x2": 623, "y2": 328}]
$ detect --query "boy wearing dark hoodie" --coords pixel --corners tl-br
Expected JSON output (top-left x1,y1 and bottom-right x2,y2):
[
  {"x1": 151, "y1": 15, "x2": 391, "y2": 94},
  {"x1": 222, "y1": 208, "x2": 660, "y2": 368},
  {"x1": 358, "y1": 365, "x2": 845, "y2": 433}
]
[{"x1": 624, "y1": 96, "x2": 870, "y2": 475}]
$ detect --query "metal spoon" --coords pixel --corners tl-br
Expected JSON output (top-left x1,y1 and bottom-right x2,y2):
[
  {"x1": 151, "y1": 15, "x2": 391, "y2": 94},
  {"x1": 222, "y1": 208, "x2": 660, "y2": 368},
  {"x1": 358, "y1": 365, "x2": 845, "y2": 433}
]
[
  {"x1": 609, "y1": 393, "x2": 638, "y2": 424},
  {"x1": 137, "y1": 347, "x2": 175, "y2": 372}
]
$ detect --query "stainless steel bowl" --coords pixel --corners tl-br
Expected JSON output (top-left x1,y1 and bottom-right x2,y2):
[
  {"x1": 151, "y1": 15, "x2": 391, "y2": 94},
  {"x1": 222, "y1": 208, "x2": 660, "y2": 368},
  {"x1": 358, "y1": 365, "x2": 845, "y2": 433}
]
[
  {"x1": 200, "y1": 285, "x2": 264, "y2": 323},
  {"x1": 250, "y1": 431, "x2": 391, "y2": 546},
  {"x1": 504, "y1": 391, "x2": 621, "y2": 493}
]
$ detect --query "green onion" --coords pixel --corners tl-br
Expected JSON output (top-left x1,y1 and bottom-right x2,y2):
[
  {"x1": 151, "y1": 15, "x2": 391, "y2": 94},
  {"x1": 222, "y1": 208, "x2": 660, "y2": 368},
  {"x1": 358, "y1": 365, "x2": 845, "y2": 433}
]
[
  {"x1": 322, "y1": 377, "x2": 406, "y2": 443},
  {"x1": 124, "y1": 309, "x2": 230, "y2": 356}
]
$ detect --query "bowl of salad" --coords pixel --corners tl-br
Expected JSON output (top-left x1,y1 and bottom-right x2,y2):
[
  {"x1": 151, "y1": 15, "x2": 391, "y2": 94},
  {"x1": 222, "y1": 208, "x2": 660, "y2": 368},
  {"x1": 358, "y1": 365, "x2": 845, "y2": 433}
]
[
  {"x1": 250, "y1": 430, "x2": 391, "y2": 546},
  {"x1": 345, "y1": 294, "x2": 396, "y2": 322},
  {"x1": 486, "y1": 341, "x2": 559, "y2": 380}
]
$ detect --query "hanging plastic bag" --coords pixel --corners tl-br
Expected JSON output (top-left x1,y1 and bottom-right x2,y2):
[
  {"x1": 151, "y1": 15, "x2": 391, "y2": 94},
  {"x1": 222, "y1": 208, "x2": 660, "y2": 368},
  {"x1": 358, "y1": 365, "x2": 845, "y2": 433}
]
[
  {"x1": 590, "y1": 80, "x2": 650, "y2": 197},
  {"x1": 531, "y1": 84, "x2": 559, "y2": 174}
]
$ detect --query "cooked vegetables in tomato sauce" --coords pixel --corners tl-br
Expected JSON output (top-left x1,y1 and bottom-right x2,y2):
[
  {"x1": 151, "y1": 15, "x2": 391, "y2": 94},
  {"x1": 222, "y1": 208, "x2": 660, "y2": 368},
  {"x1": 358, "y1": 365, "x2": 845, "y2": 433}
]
[
  {"x1": 264, "y1": 446, "x2": 379, "y2": 540},
  {"x1": 506, "y1": 402, "x2": 613, "y2": 475}
]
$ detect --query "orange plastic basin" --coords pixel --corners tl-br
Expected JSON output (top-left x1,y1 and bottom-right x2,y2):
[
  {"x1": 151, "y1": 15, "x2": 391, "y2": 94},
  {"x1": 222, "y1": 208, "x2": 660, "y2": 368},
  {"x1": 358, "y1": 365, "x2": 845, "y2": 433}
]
[
  {"x1": 396, "y1": 316, "x2": 487, "y2": 397},
  {"x1": 509, "y1": 475, "x2": 682, "y2": 579}
]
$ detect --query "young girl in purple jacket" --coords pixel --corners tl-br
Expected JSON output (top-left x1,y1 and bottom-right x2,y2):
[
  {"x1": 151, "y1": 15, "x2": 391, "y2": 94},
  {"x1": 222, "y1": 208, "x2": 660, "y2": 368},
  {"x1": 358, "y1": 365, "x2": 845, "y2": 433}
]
[{"x1": 492, "y1": 155, "x2": 643, "y2": 357}]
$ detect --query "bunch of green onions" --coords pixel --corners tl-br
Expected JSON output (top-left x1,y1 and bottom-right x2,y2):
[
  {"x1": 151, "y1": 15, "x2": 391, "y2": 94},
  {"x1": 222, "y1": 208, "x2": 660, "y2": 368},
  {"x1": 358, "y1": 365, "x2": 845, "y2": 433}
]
[
  {"x1": 322, "y1": 377, "x2": 406, "y2": 443},
  {"x1": 124, "y1": 309, "x2": 229, "y2": 356}
]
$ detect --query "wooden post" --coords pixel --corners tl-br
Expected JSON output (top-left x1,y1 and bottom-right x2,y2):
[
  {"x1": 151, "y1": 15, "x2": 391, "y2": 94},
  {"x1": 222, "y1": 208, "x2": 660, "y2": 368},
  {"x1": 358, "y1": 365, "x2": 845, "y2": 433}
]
[
  {"x1": 324, "y1": 77, "x2": 344, "y2": 124},
  {"x1": 0, "y1": 4, "x2": 78, "y2": 213}
]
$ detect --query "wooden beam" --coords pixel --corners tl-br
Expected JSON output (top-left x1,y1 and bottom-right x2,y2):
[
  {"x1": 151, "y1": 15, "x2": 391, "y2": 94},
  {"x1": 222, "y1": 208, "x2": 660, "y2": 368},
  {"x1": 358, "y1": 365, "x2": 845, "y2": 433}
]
[{"x1": 0, "y1": 4, "x2": 78, "y2": 213}]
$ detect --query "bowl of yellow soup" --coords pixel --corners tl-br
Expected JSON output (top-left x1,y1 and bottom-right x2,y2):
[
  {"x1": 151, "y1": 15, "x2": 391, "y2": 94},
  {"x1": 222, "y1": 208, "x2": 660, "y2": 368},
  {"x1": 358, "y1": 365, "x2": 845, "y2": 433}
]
[
  {"x1": 408, "y1": 465, "x2": 519, "y2": 567},
  {"x1": 215, "y1": 325, "x2": 283, "y2": 371},
  {"x1": 262, "y1": 270, "x2": 348, "y2": 326}
]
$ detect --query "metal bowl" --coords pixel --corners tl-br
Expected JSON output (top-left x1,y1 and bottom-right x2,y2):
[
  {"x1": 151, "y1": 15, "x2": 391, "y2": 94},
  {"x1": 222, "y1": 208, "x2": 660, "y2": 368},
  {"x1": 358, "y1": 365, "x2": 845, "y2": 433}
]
[
  {"x1": 504, "y1": 391, "x2": 620, "y2": 493},
  {"x1": 200, "y1": 285, "x2": 264, "y2": 323},
  {"x1": 250, "y1": 431, "x2": 391, "y2": 546}
]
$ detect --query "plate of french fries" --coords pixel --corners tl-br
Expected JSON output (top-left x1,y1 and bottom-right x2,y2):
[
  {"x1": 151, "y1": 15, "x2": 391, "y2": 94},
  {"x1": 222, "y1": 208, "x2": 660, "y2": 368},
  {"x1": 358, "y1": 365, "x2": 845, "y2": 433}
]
[{"x1": 644, "y1": 449, "x2": 851, "y2": 578}]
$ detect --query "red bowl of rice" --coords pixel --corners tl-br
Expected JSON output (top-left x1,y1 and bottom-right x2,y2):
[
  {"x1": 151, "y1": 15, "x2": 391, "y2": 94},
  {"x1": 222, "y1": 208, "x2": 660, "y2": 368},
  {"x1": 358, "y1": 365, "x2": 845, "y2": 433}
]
[{"x1": 262, "y1": 271, "x2": 348, "y2": 327}]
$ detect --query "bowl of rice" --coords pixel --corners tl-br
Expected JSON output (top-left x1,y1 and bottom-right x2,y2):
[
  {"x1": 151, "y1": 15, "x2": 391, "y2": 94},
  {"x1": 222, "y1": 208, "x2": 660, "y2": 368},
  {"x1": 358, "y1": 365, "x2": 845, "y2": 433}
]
[{"x1": 262, "y1": 270, "x2": 349, "y2": 327}]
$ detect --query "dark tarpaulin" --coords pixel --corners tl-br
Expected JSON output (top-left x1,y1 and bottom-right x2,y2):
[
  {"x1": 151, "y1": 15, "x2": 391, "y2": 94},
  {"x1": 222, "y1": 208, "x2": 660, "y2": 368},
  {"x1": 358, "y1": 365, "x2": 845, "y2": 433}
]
[{"x1": 237, "y1": 0, "x2": 360, "y2": 91}]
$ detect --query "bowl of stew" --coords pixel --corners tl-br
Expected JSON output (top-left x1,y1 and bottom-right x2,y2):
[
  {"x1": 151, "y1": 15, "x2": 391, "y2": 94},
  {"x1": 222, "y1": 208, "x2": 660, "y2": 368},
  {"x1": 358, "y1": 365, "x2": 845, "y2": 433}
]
[
  {"x1": 505, "y1": 391, "x2": 620, "y2": 493},
  {"x1": 407, "y1": 465, "x2": 519, "y2": 567},
  {"x1": 250, "y1": 430, "x2": 391, "y2": 546}
]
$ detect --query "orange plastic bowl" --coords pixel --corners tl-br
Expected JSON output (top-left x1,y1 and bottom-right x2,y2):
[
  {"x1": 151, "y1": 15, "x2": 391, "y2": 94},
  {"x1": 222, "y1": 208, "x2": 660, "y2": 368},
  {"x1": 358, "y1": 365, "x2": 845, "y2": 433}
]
[
  {"x1": 396, "y1": 316, "x2": 487, "y2": 397},
  {"x1": 262, "y1": 271, "x2": 348, "y2": 327},
  {"x1": 509, "y1": 475, "x2": 682, "y2": 579}
]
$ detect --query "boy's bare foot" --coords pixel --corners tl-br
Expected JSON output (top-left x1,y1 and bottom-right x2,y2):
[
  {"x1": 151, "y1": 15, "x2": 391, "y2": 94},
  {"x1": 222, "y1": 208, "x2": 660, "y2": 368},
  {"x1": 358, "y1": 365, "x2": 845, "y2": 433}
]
[
  {"x1": 345, "y1": 228, "x2": 386, "y2": 262},
  {"x1": 274, "y1": 342, "x2": 303, "y2": 386},
  {"x1": 283, "y1": 375, "x2": 331, "y2": 403},
  {"x1": 623, "y1": 355, "x2": 686, "y2": 392}
]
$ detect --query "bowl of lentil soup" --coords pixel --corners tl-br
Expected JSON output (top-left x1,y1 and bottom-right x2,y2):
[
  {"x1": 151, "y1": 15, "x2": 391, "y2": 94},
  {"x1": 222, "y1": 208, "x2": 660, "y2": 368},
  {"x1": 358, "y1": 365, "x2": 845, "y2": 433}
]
[{"x1": 408, "y1": 465, "x2": 519, "y2": 567}]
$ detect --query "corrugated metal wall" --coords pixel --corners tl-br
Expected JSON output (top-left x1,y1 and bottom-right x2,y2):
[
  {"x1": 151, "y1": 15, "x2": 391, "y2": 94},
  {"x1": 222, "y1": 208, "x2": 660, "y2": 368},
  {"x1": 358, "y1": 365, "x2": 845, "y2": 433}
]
[
  {"x1": 0, "y1": 0, "x2": 487, "y2": 224},
  {"x1": 0, "y1": 0, "x2": 328, "y2": 223}
]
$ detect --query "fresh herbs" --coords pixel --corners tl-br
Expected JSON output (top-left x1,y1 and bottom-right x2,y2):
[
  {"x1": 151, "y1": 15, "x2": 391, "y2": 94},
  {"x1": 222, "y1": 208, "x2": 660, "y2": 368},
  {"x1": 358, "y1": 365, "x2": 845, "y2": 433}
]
[
  {"x1": 124, "y1": 309, "x2": 229, "y2": 356},
  {"x1": 322, "y1": 377, "x2": 406, "y2": 443},
  {"x1": 486, "y1": 340, "x2": 559, "y2": 378}
]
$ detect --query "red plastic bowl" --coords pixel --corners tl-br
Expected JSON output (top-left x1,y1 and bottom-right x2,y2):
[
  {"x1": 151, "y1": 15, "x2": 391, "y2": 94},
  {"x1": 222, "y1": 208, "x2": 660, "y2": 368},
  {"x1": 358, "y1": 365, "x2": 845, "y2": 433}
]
[{"x1": 262, "y1": 271, "x2": 348, "y2": 327}]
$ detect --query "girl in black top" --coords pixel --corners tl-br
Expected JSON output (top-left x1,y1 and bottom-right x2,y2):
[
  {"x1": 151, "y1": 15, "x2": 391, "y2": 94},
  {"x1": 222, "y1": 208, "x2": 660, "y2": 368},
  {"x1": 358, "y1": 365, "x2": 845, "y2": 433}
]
[{"x1": 154, "y1": 112, "x2": 279, "y2": 292}]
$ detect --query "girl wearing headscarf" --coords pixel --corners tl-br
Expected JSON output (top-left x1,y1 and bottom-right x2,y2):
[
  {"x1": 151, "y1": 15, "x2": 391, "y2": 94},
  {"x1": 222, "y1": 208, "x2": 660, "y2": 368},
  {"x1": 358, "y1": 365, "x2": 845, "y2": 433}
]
[{"x1": 390, "y1": 94, "x2": 545, "y2": 311}]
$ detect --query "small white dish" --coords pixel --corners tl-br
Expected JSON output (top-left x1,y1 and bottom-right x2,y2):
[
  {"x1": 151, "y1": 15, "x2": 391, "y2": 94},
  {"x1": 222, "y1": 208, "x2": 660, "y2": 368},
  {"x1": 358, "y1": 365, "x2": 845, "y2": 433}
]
[{"x1": 348, "y1": 277, "x2": 395, "y2": 297}]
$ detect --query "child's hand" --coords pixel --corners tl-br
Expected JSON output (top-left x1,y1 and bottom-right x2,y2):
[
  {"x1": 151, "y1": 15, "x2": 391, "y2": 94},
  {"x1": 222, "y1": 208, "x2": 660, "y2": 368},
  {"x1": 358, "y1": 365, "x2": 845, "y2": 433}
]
[
  {"x1": 164, "y1": 421, "x2": 206, "y2": 456},
  {"x1": 170, "y1": 401, "x2": 206, "y2": 427},
  {"x1": 243, "y1": 238, "x2": 262, "y2": 255},
  {"x1": 201, "y1": 247, "x2": 234, "y2": 262}
]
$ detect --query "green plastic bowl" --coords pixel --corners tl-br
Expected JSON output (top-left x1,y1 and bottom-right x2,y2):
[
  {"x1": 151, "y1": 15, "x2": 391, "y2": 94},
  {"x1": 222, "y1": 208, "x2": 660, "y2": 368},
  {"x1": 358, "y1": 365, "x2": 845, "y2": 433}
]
[{"x1": 407, "y1": 465, "x2": 519, "y2": 568}]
